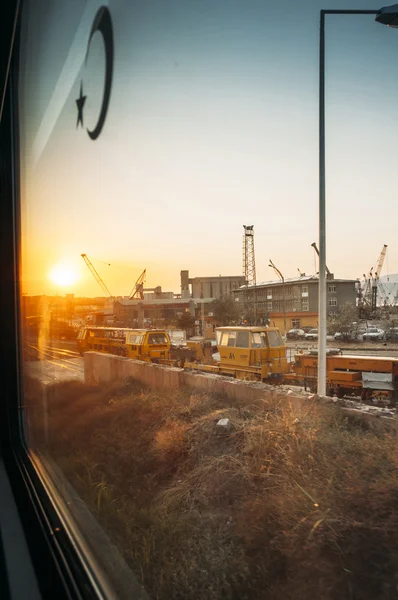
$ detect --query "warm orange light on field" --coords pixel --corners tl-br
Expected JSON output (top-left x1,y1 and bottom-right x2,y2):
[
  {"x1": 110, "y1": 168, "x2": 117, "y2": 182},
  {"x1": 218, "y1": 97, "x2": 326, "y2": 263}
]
[{"x1": 49, "y1": 264, "x2": 79, "y2": 287}]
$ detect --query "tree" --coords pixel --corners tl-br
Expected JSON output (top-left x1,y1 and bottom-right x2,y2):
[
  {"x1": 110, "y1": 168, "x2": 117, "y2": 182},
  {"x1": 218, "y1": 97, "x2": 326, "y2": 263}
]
[
  {"x1": 176, "y1": 312, "x2": 195, "y2": 331},
  {"x1": 327, "y1": 302, "x2": 359, "y2": 339},
  {"x1": 210, "y1": 296, "x2": 242, "y2": 325}
]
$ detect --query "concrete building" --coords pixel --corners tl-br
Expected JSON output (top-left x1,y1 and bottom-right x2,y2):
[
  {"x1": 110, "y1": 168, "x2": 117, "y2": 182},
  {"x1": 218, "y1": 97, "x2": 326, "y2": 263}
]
[
  {"x1": 114, "y1": 297, "x2": 193, "y2": 326},
  {"x1": 232, "y1": 275, "x2": 357, "y2": 331},
  {"x1": 181, "y1": 270, "x2": 245, "y2": 299}
]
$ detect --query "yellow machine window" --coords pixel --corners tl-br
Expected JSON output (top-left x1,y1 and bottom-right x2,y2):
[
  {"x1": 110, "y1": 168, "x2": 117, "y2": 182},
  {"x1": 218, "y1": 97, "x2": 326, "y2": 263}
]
[
  {"x1": 218, "y1": 332, "x2": 229, "y2": 346},
  {"x1": 267, "y1": 330, "x2": 284, "y2": 347},
  {"x1": 235, "y1": 331, "x2": 250, "y2": 348},
  {"x1": 227, "y1": 331, "x2": 236, "y2": 347},
  {"x1": 148, "y1": 333, "x2": 168, "y2": 344},
  {"x1": 129, "y1": 334, "x2": 144, "y2": 345},
  {"x1": 251, "y1": 332, "x2": 268, "y2": 348}
]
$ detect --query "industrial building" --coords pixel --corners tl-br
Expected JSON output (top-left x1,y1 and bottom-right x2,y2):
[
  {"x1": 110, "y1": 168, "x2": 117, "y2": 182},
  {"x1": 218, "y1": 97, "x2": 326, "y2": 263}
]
[
  {"x1": 180, "y1": 270, "x2": 245, "y2": 299},
  {"x1": 114, "y1": 270, "x2": 244, "y2": 331},
  {"x1": 232, "y1": 274, "x2": 357, "y2": 331}
]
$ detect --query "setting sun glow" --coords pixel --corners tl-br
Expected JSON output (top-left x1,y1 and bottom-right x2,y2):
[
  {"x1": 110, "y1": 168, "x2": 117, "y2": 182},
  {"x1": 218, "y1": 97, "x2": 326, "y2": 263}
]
[{"x1": 49, "y1": 264, "x2": 79, "y2": 287}]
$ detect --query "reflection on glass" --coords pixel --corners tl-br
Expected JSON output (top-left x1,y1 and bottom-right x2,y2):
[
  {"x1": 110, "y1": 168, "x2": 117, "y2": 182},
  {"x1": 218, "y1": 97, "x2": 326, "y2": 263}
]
[{"x1": 19, "y1": 1, "x2": 398, "y2": 598}]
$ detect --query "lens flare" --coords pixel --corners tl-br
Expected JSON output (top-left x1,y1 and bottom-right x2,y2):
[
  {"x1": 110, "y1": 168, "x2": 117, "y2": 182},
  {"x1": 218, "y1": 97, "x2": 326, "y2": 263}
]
[{"x1": 49, "y1": 264, "x2": 79, "y2": 287}]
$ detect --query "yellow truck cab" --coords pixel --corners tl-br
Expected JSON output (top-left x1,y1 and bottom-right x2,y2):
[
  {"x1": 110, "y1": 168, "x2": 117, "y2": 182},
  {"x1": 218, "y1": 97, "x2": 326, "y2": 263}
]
[
  {"x1": 215, "y1": 326, "x2": 288, "y2": 381},
  {"x1": 125, "y1": 329, "x2": 171, "y2": 362}
]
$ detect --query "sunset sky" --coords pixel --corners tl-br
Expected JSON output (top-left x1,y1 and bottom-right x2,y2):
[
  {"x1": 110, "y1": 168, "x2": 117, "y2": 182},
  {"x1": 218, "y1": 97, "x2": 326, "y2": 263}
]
[{"x1": 19, "y1": 0, "x2": 398, "y2": 297}]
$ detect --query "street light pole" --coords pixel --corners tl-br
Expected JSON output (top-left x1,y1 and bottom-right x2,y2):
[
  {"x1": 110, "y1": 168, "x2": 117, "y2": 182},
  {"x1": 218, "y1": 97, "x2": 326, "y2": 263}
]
[
  {"x1": 318, "y1": 10, "x2": 327, "y2": 397},
  {"x1": 269, "y1": 260, "x2": 286, "y2": 338},
  {"x1": 202, "y1": 299, "x2": 205, "y2": 338},
  {"x1": 318, "y1": 8, "x2": 381, "y2": 396}
]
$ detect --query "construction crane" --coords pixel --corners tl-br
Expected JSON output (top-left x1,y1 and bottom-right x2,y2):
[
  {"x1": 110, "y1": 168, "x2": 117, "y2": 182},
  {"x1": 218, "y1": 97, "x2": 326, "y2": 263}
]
[
  {"x1": 130, "y1": 269, "x2": 146, "y2": 299},
  {"x1": 81, "y1": 254, "x2": 113, "y2": 299},
  {"x1": 129, "y1": 269, "x2": 162, "y2": 300},
  {"x1": 393, "y1": 284, "x2": 398, "y2": 307},
  {"x1": 311, "y1": 242, "x2": 331, "y2": 277},
  {"x1": 362, "y1": 268, "x2": 373, "y2": 306},
  {"x1": 371, "y1": 244, "x2": 388, "y2": 312}
]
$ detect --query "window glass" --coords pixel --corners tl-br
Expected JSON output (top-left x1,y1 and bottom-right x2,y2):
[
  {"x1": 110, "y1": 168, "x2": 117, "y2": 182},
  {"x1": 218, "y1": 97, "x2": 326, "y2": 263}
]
[
  {"x1": 267, "y1": 330, "x2": 283, "y2": 347},
  {"x1": 148, "y1": 333, "x2": 168, "y2": 344},
  {"x1": 235, "y1": 331, "x2": 250, "y2": 347},
  {"x1": 251, "y1": 332, "x2": 267, "y2": 348},
  {"x1": 18, "y1": 2, "x2": 398, "y2": 599},
  {"x1": 128, "y1": 334, "x2": 144, "y2": 345}
]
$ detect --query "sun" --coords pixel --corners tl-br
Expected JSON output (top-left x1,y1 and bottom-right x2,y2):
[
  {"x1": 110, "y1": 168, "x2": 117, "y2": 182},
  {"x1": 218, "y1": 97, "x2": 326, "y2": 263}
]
[{"x1": 49, "y1": 264, "x2": 79, "y2": 287}]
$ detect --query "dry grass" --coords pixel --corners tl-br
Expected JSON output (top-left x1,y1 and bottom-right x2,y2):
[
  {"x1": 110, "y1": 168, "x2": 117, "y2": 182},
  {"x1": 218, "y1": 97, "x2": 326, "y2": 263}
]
[{"x1": 26, "y1": 375, "x2": 398, "y2": 600}]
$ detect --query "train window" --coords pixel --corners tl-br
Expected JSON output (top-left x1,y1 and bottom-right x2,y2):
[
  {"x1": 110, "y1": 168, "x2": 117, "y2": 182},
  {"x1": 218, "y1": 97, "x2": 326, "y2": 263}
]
[{"x1": 15, "y1": 2, "x2": 398, "y2": 600}]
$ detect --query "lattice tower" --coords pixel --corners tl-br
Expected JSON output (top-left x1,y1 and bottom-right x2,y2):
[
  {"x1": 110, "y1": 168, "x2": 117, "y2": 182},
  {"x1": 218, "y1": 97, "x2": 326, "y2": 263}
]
[
  {"x1": 242, "y1": 225, "x2": 257, "y2": 323},
  {"x1": 243, "y1": 225, "x2": 256, "y2": 286}
]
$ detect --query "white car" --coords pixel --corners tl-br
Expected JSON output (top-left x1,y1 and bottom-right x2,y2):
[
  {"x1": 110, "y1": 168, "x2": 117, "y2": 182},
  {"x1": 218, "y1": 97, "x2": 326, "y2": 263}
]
[
  {"x1": 334, "y1": 331, "x2": 358, "y2": 342},
  {"x1": 304, "y1": 328, "x2": 318, "y2": 340},
  {"x1": 363, "y1": 328, "x2": 385, "y2": 341}
]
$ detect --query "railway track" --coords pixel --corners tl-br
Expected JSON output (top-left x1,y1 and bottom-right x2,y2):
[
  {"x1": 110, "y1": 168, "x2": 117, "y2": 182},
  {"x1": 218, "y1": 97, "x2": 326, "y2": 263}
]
[{"x1": 25, "y1": 342, "x2": 84, "y2": 383}]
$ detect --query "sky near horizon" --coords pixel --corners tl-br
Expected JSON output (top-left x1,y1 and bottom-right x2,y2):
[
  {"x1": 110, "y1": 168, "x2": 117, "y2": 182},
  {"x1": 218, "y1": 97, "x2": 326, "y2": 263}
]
[{"x1": 19, "y1": 0, "x2": 398, "y2": 297}]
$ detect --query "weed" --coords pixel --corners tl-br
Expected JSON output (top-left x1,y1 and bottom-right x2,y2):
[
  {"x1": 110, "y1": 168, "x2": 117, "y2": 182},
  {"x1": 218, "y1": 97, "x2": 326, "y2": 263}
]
[{"x1": 25, "y1": 375, "x2": 398, "y2": 600}]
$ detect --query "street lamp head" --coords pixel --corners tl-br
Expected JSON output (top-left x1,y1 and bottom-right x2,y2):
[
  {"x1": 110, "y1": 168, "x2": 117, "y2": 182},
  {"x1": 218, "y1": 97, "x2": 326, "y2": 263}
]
[{"x1": 376, "y1": 4, "x2": 398, "y2": 27}]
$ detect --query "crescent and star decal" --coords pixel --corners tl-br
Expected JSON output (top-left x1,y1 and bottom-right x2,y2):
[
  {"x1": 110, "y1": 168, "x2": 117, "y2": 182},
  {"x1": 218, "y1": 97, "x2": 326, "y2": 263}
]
[{"x1": 75, "y1": 6, "x2": 113, "y2": 140}]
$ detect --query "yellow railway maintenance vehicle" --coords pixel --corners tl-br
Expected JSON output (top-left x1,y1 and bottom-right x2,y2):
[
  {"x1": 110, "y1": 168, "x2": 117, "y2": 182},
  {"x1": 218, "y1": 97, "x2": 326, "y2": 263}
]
[
  {"x1": 185, "y1": 326, "x2": 289, "y2": 382},
  {"x1": 286, "y1": 351, "x2": 398, "y2": 403},
  {"x1": 77, "y1": 327, "x2": 128, "y2": 356},
  {"x1": 125, "y1": 329, "x2": 172, "y2": 363},
  {"x1": 77, "y1": 327, "x2": 173, "y2": 364}
]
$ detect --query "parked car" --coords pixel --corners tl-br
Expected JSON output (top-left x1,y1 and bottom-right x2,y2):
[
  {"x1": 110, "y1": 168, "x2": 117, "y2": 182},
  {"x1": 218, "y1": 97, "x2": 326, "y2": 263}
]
[
  {"x1": 363, "y1": 327, "x2": 385, "y2": 341},
  {"x1": 304, "y1": 328, "x2": 318, "y2": 340},
  {"x1": 301, "y1": 326, "x2": 314, "y2": 334},
  {"x1": 386, "y1": 327, "x2": 398, "y2": 342},
  {"x1": 286, "y1": 328, "x2": 305, "y2": 340},
  {"x1": 334, "y1": 330, "x2": 359, "y2": 342}
]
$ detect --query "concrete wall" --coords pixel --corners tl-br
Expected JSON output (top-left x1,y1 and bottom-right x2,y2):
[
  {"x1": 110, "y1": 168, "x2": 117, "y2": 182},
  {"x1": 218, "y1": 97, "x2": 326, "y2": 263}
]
[
  {"x1": 84, "y1": 352, "x2": 288, "y2": 405},
  {"x1": 334, "y1": 281, "x2": 356, "y2": 312},
  {"x1": 84, "y1": 352, "x2": 398, "y2": 433},
  {"x1": 308, "y1": 282, "x2": 319, "y2": 313},
  {"x1": 190, "y1": 276, "x2": 245, "y2": 300},
  {"x1": 268, "y1": 313, "x2": 318, "y2": 331}
]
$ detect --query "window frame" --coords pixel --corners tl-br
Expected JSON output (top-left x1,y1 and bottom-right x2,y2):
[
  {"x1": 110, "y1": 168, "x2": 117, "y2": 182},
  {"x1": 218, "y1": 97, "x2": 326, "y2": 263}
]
[{"x1": 0, "y1": 7, "x2": 141, "y2": 599}]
